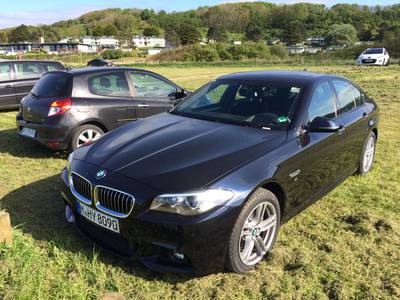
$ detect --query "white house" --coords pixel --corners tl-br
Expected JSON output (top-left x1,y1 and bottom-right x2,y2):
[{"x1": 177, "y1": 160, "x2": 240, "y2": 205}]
[
  {"x1": 132, "y1": 36, "x2": 165, "y2": 48},
  {"x1": 41, "y1": 43, "x2": 96, "y2": 54},
  {"x1": 80, "y1": 36, "x2": 119, "y2": 50}
]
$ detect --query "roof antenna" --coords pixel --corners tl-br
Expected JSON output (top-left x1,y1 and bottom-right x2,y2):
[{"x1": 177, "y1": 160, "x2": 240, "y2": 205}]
[{"x1": 303, "y1": 68, "x2": 308, "y2": 72}]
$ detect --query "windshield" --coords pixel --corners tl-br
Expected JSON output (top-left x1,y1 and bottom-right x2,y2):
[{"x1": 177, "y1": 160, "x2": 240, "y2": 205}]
[
  {"x1": 363, "y1": 48, "x2": 383, "y2": 55},
  {"x1": 172, "y1": 80, "x2": 302, "y2": 129},
  {"x1": 31, "y1": 73, "x2": 71, "y2": 98}
]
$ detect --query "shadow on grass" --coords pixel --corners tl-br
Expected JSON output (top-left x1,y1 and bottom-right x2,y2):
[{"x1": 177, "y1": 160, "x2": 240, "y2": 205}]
[
  {"x1": 0, "y1": 129, "x2": 67, "y2": 159},
  {"x1": 0, "y1": 174, "x2": 193, "y2": 283}
]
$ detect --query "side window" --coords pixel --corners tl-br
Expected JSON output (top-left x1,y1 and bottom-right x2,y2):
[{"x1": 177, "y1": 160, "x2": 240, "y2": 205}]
[
  {"x1": 45, "y1": 63, "x2": 63, "y2": 72},
  {"x1": 129, "y1": 72, "x2": 176, "y2": 98},
  {"x1": 351, "y1": 85, "x2": 364, "y2": 107},
  {"x1": 14, "y1": 62, "x2": 40, "y2": 79},
  {"x1": 307, "y1": 81, "x2": 337, "y2": 123},
  {"x1": 88, "y1": 72, "x2": 130, "y2": 97},
  {"x1": 0, "y1": 64, "x2": 11, "y2": 81},
  {"x1": 332, "y1": 80, "x2": 356, "y2": 115}
]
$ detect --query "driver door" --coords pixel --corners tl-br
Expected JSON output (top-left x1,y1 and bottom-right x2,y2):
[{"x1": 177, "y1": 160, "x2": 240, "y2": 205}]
[{"x1": 281, "y1": 81, "x2": 344, "y2": 212}]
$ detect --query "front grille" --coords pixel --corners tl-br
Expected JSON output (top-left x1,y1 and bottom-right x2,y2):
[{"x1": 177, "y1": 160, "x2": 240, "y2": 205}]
[
  {"x1": 95, "y1": 186, "x2": 135, "y2": 217},
  {"x1": 362, "y1": 59, "x2": 376, "y2": 63},
  {"x1": 71, "y1": 173, "x2": 92, "y2": 203}
]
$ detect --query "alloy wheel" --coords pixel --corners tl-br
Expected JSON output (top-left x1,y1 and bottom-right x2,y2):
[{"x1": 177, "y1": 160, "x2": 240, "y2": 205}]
[
  {"x1": 239, "y1": 201, "x2": 277, "y2": 266},
  {"x1": 363, "y1": 135, "x2": 375, "y2": 173},
  {"x1": 77, "y1": 129, "x2": 102, "y2": 148}
]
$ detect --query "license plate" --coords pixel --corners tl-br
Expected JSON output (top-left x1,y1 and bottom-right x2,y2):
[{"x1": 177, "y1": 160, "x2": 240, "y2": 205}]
[
  {"x1": 78, "y1": 203, "x2": 120, "y2": 233},
  {"x1": 20, "y1": 127, "x2": 36, "y2": 138}
]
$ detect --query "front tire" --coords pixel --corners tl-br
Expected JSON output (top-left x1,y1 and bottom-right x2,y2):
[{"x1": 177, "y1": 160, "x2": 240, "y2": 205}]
[
  {"x1": 69, "y1": 124, "x2": 104, "y2": 151},
  {"x1": 226, "y1": 188, "x2": 280, "y2": 273},
  {"x1": 357, "y1": 131, "x2": 376, "y2": 175}
]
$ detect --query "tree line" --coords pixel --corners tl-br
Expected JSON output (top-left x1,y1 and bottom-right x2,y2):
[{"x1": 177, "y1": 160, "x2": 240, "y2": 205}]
[{"x1": 0, "y1": 3, "x2": 399, "y2": 52}]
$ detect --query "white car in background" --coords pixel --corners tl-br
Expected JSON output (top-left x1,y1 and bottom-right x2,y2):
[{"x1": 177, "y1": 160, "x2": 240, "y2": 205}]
[{"x1": 357, "y1": 48, "x2": 390, "y2": 66}]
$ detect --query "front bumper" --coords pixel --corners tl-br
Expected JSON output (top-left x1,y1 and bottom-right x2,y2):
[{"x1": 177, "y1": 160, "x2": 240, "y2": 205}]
[
  {"x1": 60, "y1": 167, "x2": 241, "y2": 274},
  {"x1": 16, "y1": 113, "x2": 73, "y2": 150}
]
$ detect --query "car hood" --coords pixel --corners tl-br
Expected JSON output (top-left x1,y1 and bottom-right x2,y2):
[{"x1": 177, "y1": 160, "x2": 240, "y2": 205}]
[{"x1": 74, "y1": 113, "x2": 286, "y2": 192}]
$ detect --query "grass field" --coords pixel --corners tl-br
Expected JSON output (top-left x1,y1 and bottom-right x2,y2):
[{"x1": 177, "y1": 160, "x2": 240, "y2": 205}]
[{"x1": 0, "y1": 64, "x2": 399, "y2": 299}]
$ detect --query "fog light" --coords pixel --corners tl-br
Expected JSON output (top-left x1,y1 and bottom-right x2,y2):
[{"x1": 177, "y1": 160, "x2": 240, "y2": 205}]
[
  {"x1": 172, "y1": 250, "x2": 185, "y2": 261},
  {"x1": 65, "y1": 205, "x2": 75, "y2": 224}
]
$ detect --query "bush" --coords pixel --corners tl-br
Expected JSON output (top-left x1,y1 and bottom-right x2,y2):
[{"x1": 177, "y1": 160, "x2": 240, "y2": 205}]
[
  {"x1": 270, "y1": 44, "x2": 288, "y2": 59},
  {"x1": 102, "y1": 49, "x2": 124, "y2": 60}
]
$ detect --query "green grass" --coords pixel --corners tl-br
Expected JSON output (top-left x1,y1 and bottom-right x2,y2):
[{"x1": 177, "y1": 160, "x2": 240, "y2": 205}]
[{"x1": 1, "y1": 64, "x2": 400, "y2": 299}]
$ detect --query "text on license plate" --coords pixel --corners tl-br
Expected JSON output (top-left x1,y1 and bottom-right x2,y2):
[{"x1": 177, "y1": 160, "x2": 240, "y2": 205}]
[
  {"x1": 78, "y1": 203, "x2": 120, "y2": 233},
  {"x1": 20, "y1": 127, "x2": 36, "y2": 138}
]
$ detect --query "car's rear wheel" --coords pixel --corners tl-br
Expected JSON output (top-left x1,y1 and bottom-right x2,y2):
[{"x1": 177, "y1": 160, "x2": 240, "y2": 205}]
[
  {"x1": 358, "y1": 131, "x2": 376, "y2": 175},
  {"x1": 226, "y1": 188, "x2": 280, "y2": 273},
  {"x1": 70, "y1": 124, "x2": 104, "y2": 151}
]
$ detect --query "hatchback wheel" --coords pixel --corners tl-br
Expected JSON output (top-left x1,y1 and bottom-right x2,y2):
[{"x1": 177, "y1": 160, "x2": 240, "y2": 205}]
[
  {"x1": 358, "y1": 131, "x2": 376, "y2": 175},
  {"x1": 70, "y1": 124, "x2": 104, "y2": 151},
  {"x1": 226, "y1": 188, "x2": 280, "y2": 273}
]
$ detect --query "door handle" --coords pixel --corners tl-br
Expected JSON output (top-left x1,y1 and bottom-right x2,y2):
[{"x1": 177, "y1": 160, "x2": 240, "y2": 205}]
[
  {"x1": 337, "y1": 125, "x2": 345, "y2": 134},
  {"x1": 5, "y1": 85, "x2": 13, "y2": 88},
  {"x1": 137, "y1": 104, "x2": 149, "y2": 108}
]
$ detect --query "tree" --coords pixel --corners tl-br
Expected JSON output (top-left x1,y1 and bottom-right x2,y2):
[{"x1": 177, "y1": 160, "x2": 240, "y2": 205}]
[
  {"x1": 283, "y1": 21, "x2": 305, "y2": 45},
  {"x1": 0, "y1": 31, "x2": 8, "y2": 43},
  {"x1": 8, "y1": 24, "x2": 31, "y2": 42},
  {"x1": 178, "y1": 23, "x2": 201, "y2": 45},
  {"x1": 326, "y1": 23, "x2": 357, "y2": 46},
  {"x1": 140, "y1": 9, "x2": 155, "y2": 21},
  {"x1": 143, "y1": 26, "x2": 162, "y2": 37},
  {"x1": 165, "y1": 29, "x2": 180, "y2": 48},
  {"x1": 103, "y1": 24, "x2": 118, "y2": 36},
  {"x1": 207, "y1": 25, "x2": 229, "y2": 42},
  {"x1": 245, "y1": 23, "x2": 263, "y2": 42}
]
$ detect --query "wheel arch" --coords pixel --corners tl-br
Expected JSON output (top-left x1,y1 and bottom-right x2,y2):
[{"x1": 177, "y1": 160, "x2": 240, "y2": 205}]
[
  {"x1": 244, "y1": 179, "x2": 287, "y2": 221},
  {"x1": 372, "y1": 127, "x2": 378, "y2": 140}
]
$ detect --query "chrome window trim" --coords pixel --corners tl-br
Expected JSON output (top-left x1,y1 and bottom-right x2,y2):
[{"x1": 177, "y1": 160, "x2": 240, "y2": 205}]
[
  {"x1": 94, "y1": 185, "x2": 135, "y2": 218},
  {"x1": 69, "y1": 171, "x2": 92, "y2": 205}
]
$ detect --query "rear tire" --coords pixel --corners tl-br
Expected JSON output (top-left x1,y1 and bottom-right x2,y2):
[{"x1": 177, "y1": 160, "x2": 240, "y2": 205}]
[
  {"x1": 357, "y1": 131, "x2": 376, "y2": 175},
  {"x1": 226, "y1": 188, "x2": 280, "y2": 274},
  {"x1": 69, "y1": 124, "x2": 104, "y2": 152}
]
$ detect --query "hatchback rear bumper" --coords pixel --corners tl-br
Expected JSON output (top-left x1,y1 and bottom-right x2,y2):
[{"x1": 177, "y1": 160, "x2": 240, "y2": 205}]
[{"x1": 16, "y1": 113, "x2": 72, "y2": 150}]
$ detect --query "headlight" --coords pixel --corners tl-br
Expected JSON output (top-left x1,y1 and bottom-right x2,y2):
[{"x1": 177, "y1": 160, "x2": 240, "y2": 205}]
[
  {"x1": 150, "y1": 189, "x2": 234, "y2": 216},
  {"x1": 66, "y1": 151, "x2": 74, "y2": 172}
]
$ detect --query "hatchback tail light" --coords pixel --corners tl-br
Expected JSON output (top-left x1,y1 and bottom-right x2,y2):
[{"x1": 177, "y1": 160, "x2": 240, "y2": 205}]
[{"x1": 48, "y1": 98, "x2": 72, "y2": 117}]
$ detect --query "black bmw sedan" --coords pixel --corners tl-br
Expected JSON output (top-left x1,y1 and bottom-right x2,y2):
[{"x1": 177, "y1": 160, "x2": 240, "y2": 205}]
[
  {"x1": 16, "y1": 67, "x2": 187, "y2": 150},
  {"x1": 61, "y1": 71, "x2": 378, "y2": 274}
]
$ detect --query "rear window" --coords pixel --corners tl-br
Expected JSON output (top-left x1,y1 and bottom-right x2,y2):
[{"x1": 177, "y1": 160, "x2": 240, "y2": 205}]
[{"x1": 31, "y1": 73, "x2": 71, "y2": 98}]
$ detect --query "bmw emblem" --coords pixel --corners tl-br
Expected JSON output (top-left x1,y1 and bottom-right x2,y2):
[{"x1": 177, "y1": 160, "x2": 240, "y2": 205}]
[{"x1": 96, "y1": 169, "x2": 106, "y2": 179}]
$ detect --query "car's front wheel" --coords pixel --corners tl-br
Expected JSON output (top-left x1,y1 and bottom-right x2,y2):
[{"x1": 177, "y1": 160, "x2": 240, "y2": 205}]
[
  {"x1": 70, "y1": 124, "x2": 104, "y2": 151},
  {"x1": 226, "y1": 188, "x2": 280, "y2": 273}
]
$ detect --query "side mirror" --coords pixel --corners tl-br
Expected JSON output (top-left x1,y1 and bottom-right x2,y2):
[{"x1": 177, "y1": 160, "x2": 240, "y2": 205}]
[
  {"x1": 307, "y1": 117, "x2": 341, "y2": 132},
  {"x1": 175, "y1": 87, "x2": 188, "y2": 99}
]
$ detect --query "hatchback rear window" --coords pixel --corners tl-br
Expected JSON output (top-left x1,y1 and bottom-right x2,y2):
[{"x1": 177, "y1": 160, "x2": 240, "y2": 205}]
[{"x1": 31, "y1": 73, "x2": 71, "y2": 98}]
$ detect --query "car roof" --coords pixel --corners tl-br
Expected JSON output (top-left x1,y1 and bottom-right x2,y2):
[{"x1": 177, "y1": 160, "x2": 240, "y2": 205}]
[
  {"x1": 0, "y1": 59, "x2": 63, "y2": 64},
  {"x1": 217, "y1": 70, "x2": 334, "y2": 85},
  {"x1": 65, "y1": 66, "x2": 155, "y2": 76}
]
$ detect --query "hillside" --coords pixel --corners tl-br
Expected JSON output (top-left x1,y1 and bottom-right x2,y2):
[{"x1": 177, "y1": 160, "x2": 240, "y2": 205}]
[{"x1": 0, "y1": 2, "x2": 399, "y2": 52}]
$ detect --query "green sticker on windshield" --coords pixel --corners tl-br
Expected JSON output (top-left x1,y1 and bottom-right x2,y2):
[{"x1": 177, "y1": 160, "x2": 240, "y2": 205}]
[{"x1": 278, "y1": 116, "x2": 288, "y2": 123}]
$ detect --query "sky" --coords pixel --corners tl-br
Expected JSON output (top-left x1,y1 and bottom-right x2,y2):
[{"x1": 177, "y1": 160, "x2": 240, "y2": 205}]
[{"x1": 0, "y1": 0, "x2": 399, "y2": 28}]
